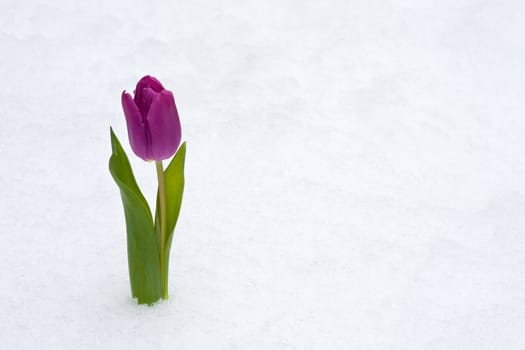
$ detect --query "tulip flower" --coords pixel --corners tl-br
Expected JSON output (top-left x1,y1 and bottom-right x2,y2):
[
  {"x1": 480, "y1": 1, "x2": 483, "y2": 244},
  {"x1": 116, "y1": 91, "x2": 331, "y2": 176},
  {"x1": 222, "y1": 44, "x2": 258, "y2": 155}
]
[
  {"x1": 109, "y1": 75, "x2": 186, "y2": 305},
  {"x1": 121, "y1": 75, "x2": 181, "y2": 161}
]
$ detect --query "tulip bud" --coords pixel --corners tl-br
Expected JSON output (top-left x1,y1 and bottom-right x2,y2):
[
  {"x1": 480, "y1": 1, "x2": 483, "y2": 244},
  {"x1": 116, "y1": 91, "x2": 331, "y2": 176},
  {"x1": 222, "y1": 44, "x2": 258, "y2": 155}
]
[{"x1": 121, "y1": 75, "x2": 182, "y2": 161}]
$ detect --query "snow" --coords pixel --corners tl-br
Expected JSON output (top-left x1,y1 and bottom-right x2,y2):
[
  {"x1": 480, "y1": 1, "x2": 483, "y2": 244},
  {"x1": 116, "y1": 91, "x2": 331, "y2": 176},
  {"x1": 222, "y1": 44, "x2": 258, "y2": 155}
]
[{"x1": 1, "y1": 0, "x2": 525, "y2": 348}]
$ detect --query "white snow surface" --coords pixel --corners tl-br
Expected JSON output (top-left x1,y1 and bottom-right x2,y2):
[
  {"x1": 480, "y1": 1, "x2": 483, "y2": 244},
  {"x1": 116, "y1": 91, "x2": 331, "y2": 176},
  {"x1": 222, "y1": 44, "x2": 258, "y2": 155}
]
[{"x1": 1, "y1": 0, "x2": 525, "y2": 348}]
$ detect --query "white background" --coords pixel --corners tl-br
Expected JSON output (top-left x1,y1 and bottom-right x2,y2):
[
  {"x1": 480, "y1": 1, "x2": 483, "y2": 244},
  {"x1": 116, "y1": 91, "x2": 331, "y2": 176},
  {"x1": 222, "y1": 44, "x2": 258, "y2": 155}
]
[{"x1": 1, "y1": 0, "x2": 524, "y2": 349}]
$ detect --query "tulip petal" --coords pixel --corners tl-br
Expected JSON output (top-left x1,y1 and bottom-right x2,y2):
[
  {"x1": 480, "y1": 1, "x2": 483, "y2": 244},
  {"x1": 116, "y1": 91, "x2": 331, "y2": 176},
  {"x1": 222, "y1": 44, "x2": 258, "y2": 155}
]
[
  {"x1": 122, "y1": 91, "x2": 149, "y2": 160},
  {"x1": 134, "y1": 75, "x2": 164, "y2": 106},
  {"x1": 136, "y1": 87, "x2": 157, "y2": 120},
  {"x1": 138, "y1": 75, "x2": 164, "y2": 92},
  {"x1": 147, "y1": 90, "x2": 182, "y2": 160}
]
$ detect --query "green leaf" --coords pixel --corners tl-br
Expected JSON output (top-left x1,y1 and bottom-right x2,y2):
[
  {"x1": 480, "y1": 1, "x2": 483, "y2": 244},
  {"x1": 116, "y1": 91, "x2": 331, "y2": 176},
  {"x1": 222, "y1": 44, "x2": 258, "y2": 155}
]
[
  {"x1": 109, "y1": 128, "x2": 162, "y2": 305},
  {"x1": 155, "y1": 142, "x2": 186, "y2": 290}
]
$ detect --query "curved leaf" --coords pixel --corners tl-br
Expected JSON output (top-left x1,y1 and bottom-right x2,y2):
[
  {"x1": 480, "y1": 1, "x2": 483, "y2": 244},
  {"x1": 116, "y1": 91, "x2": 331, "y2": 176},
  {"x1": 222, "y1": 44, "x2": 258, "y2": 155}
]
[
  {"x1": 109, "y1": 128, "x2": 162, "y2": 305},
  {"x1": 155, "y1": 142, "x2": 186, "y2": 292}
]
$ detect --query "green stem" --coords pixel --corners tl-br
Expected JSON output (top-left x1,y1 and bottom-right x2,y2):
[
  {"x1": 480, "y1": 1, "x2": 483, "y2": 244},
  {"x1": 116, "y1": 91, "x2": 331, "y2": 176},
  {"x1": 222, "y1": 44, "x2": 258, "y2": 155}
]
[{"x1": 155, "y1": 161, "x2": 168, "y2": 299}]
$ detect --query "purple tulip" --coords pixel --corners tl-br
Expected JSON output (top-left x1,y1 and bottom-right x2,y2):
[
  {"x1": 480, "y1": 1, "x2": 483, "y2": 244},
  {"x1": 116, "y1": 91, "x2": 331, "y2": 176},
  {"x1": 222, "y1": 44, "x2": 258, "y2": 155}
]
[{"x1": 121, "y1": 75, "x2": 182, "y2": 161}]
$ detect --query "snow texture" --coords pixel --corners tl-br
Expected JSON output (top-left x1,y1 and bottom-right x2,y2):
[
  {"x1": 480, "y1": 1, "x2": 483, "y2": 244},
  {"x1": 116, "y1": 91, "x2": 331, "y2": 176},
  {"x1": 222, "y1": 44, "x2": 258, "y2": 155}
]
[{"x1": 1, "y1": 0, "x2": 525, "y2": 349}]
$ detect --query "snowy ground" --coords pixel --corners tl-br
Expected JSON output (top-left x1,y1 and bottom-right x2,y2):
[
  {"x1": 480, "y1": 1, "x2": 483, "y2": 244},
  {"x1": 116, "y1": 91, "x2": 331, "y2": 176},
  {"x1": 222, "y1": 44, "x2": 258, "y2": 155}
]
[{"x1": 1, "y1": 0, "x2": 525, "y2": 349}]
